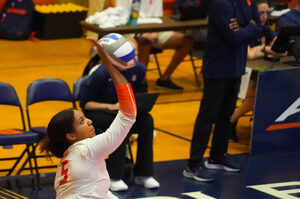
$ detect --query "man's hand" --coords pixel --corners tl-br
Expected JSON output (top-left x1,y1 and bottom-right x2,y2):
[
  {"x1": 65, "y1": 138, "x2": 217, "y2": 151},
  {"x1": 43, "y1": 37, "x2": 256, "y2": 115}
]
[
  {"x1": 249, "y1": 19, "x2": 257, "y2": 26},
  {"x1": 107, "y1": 103, "x2": 119, "y2": 111},
  {"x1": 229, "y1": 18, "x2": 240, "y2": 32}
]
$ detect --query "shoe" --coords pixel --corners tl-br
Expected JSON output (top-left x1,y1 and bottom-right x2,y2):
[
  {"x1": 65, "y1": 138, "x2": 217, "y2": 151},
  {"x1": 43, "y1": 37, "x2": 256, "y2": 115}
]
[
  {"x1": 110, "y1": 179, "x2": 128, "y2": 191},
  {"x1": 229, "y1": 121, "x2": 238, "y2": 142},
  {"x1": 134, "y1": 176, "x2": 160, "y2": 189},
  {"x1": 183, "y1": 166, "x2": 214, "y2": 182},
  {"x1": 229, "y1": 134, "x2": 238, "y2": 142},
  {"x1": 204, "y1": 157, "x2": 240, "y2": 172},
  {"x1": 156, "y1": 78, "x2": 183, "y2": 91}
]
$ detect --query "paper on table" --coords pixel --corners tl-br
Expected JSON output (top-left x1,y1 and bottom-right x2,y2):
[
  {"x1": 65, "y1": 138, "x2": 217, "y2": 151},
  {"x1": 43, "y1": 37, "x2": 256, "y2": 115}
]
[
  {"x1": 238, "y1": 67, "x2": 252, "y2": 99},
  {"x1": 270, "y1": 9, "x2": 290, "y2": 17},
  {"x1": 137, "y1": 18, "x2": 163, "y2": 24}
]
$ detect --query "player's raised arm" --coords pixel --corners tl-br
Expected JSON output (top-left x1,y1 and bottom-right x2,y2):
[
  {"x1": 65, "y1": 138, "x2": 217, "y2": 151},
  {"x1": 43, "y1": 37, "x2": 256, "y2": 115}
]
[{"x1": 88, "y1": 37, "x2": 136, "y2": 119}]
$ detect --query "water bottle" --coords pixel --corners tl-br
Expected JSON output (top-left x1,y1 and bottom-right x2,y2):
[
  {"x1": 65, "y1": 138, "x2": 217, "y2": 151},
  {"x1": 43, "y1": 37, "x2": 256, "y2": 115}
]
[{"x1": 128, "y1": 0, "x2": 140, "y2": 26}]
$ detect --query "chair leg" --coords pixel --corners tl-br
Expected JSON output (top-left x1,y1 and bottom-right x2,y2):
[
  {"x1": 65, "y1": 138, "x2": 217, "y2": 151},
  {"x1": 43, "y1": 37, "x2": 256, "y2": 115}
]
[
  {"x1": 153, "y1": 53, "x2": 162, "y2": 77},
  {"x1": 17, "y1": 142, "x2": 57, "y2": 172},
  {"x1": 16, "y1": 143, "x2": 38, "y2": 175},
  {"x1": 126, "y1": 142, "x2": 134, "y2": 181},
  {"x1": 127, "y1": 143, "x2": 134, "y2": 164},
  {"x1": 25, "y1": 144, "x2": 35, "y2": 189},
  {"x1": 6, "y1": 148, "x2": 27, "y2": 176},
  {"x1": 17, "y1": 144, "x2": 41, "y2": 189},
  {"x1": 189, "y1": 52, "x2": 201, "y2": 87},
  {"x1": 31, "y1": 144, "x2": 41, "y2": 189}
]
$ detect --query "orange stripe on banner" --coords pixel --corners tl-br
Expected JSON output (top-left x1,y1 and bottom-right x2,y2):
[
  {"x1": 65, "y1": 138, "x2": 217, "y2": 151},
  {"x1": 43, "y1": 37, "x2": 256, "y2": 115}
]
[
  {"x1": 0, "y1": 129, "x2": 23, "y2": 135},
  {"x1": 266, "y1": 122, "x2": 300, "y2": 131}
]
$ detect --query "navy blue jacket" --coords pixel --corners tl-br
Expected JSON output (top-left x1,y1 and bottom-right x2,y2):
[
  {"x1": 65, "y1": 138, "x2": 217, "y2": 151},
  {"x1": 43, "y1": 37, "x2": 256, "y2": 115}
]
[
  {"x1": 277, "y1": 9, "x2": 300, "y2": 30},
  {"x1": 80, "y1": 62, "x2": 146, "y2": 109},
  {"x1": 202, "y1": 0, "x2": 261, "y2": 79}
]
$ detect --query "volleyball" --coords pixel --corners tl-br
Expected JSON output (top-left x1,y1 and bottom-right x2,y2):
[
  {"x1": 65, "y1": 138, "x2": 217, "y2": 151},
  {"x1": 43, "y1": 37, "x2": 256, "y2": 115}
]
[{"x1": 98, "y1": 33, "x2": 137, "y2": 70}]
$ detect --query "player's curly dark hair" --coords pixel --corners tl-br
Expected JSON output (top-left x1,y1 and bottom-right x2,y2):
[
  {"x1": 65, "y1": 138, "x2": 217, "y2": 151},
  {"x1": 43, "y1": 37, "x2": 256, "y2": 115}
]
[{"x1": 40, "y1": 109, "x2": 75, "y2": 158}]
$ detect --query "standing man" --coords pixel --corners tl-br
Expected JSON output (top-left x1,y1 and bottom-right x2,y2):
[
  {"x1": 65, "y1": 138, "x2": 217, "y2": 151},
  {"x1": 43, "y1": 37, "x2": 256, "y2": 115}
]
[{"x1": 183, "y1": 0, "x2": 262, "y2": 182}]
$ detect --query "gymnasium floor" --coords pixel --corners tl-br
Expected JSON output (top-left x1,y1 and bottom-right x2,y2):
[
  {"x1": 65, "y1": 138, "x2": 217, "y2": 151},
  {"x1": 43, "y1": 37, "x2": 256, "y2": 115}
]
[
  {"x1": 1, "y1": 151, "x2": 300, "y2": 199},
  {"x1": 1, "y1": 38, "x2": 300, "y2": 199}
]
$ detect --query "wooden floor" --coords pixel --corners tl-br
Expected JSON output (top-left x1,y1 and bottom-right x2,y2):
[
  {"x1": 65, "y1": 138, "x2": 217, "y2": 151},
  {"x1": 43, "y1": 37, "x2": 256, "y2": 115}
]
[{"x1": 0, "y1": 37, "x2": 252, "y2": 174}]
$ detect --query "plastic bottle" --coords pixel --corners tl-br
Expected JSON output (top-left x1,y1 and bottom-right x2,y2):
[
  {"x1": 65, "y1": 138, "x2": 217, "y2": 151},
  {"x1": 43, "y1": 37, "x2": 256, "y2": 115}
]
[{"x1": 128, "y1": 0, "x2": 140, "y2": 26}]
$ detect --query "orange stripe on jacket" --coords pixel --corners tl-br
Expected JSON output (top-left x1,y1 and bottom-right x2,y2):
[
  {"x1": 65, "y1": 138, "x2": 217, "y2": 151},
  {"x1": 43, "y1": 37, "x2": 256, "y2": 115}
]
[
  {"x1": 115, "y1": 84, "x2": 137, "y2": 119},
  {"x1": 247, "y1": 0, "x2": 251, "y2": 6}
]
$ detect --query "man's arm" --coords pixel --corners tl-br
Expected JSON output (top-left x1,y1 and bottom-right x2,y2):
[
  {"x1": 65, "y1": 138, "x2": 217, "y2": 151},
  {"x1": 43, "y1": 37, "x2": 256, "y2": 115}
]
[
  {"x1": 211, "y1": 0, "x2": 260, "y2": 44},
  {"x1": 277, "y1": 14, "x2": 296, "y2": 29}
]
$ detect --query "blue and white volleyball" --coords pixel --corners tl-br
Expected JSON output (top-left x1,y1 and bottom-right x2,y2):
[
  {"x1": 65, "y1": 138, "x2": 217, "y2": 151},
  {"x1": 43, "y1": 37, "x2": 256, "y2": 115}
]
[{"x1": 98, "y1": 33, "x2": 137, "y2": 70}]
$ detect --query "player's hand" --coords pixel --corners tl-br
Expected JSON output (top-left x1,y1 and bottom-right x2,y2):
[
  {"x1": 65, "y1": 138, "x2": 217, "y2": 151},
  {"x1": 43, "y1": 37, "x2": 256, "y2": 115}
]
[
  {"x1": 107, "y1": 103, "x2": 119, "y2": 111},
  {"x1": 229, "y1": 18, "x2": 240, "y2": 32},
  {"x1": 87, "y1": 37, "x2": 104, "y2": 56},
  {"x1": 87, "y1": 37, "x2": 114, "y2": 70}
]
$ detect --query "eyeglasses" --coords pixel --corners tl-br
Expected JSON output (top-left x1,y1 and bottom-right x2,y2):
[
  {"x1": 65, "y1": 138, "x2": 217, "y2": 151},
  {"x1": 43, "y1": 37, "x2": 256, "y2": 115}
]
[{"x1": 259, "y1": 11, "x2": 270, "y2": 15}]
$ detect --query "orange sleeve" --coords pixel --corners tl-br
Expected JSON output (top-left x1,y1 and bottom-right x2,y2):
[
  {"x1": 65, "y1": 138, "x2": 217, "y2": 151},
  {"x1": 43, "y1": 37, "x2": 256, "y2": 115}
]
[{"x1": 115, "y1": 84, "x2": 137, "y2": 119}]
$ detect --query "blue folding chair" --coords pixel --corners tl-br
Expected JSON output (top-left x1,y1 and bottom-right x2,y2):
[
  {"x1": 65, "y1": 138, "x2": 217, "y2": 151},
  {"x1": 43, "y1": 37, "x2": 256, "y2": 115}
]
[
  {"x1": 19, "y1": 78, "x2": 76, "y2": 174},
  {"x1": 73, "y1": 75, "x2": 89, "y2": 103},
  {"x1": 73, "y1": 76, "x2": 104, "y2": 135},
  {"x1": 0, "y1": 82, "x2": 40, "y2": 188},
  {"x1": 26, "y1": 78, "x2": 76, "y2": 139}
]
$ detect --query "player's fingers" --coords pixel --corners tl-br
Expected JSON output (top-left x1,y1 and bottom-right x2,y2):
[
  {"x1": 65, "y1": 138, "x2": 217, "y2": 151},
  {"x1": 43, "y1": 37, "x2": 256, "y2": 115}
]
[{"x1": 87, "y1": 38, "x2": 114, "y2": 68}]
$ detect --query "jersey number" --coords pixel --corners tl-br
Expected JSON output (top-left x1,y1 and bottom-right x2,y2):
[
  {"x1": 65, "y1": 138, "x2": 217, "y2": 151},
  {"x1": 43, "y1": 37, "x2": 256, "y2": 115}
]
[{"x1": 59, "y1": 160, "x2": 69, "y2": 185}]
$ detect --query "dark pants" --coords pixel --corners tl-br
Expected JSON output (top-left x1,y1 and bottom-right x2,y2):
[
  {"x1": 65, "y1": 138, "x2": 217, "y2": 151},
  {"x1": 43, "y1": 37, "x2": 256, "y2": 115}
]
[
  {"x1": 84, "y1": 110, "x2": 154, "y2": 179},
  {"x1": 188, "y1": 77, "x2": 241, "y2": 167}
]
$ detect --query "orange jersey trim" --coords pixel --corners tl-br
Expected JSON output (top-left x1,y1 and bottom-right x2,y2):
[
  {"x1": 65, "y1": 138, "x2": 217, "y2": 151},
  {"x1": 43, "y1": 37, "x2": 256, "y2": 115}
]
[{"x1": 115, "y1": 84, "x2": 137, "y2": 118}]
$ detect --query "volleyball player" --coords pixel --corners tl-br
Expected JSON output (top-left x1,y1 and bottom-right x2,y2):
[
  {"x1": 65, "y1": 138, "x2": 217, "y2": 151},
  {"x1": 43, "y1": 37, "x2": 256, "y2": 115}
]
[{"x1": 40, "y1": 38, "x2": 137, "y2": 199}]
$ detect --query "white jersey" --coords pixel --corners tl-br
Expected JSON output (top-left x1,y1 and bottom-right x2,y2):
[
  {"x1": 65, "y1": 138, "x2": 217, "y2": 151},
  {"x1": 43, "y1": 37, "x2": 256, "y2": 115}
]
[{"x1": 54, "y1": 111, "x2": 135, "y2": 199}]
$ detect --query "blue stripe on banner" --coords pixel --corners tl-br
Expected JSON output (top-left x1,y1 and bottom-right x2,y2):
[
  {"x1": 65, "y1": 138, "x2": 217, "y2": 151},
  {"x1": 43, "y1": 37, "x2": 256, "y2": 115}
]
[
  {"x1": 119, "y1": 50, "x2": 136, "y2": 62},
  {"x1": 102, "y1": 34, "x2": 119, "y2": 40}
]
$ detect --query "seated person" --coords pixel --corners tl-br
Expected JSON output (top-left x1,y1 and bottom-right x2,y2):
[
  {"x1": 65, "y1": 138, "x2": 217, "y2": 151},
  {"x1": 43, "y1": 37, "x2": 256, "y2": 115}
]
[
  {"x1": 137, "y1": 32, "x2": 193, "y2": 92},
  {"x1": 79, "y1": 38, "x2": 159, "y2": 191},
  {"x1": 277, "y1": 0, "x2": 300, "y2": 29},
  {"x1": 230, "y1": 0, "x2": 287, "y2": 142},
  {"x1": 118, "y1": 0, "x2": 194, "y2": 92}
]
